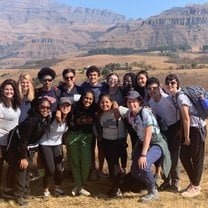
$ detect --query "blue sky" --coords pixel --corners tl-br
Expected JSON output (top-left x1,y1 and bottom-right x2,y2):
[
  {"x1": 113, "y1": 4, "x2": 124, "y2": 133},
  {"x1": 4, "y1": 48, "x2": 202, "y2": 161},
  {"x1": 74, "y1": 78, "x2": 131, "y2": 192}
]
[{"x1": 57, "y1": 0, "x2": 208, "y2": 19}]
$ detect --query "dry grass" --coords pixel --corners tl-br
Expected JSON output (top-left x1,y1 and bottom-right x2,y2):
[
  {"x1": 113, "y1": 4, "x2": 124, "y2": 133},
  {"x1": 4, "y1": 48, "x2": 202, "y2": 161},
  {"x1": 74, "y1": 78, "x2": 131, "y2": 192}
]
[{"x1": 0, "y1": 54, "x2": 208, "y2": 207}]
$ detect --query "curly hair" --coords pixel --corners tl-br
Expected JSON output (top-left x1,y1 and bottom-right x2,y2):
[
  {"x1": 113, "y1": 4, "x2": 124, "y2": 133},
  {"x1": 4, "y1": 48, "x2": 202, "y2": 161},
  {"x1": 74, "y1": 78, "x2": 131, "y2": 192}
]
[{"x1": 0, "y1": 79, "x2": 21, "y2": 110}]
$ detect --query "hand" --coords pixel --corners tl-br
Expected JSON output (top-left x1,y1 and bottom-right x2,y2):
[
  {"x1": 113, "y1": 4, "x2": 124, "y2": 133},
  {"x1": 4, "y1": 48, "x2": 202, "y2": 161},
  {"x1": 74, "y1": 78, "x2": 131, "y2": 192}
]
[
  {"x1": 184, "y1": 138, "x2": 191, "y2": 145},
  {"x1": 138, "y1": 156, "x2": 147, "y2": 169},
  {"x1": 113, "y1": 108, "x2": 121, "y2": 119},
  {"x1": 56, "y1": 110, "x2": 62, "y2": 123},
  {"x1": 20, "y1": 159, "x2": 29, "y2": 169}
]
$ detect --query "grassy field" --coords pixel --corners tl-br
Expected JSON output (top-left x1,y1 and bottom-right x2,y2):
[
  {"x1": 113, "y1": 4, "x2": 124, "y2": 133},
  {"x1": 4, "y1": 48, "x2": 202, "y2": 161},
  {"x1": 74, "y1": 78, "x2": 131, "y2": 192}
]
[{"x1": 0, "y1": 53, "x2": 208, "y2": 207}]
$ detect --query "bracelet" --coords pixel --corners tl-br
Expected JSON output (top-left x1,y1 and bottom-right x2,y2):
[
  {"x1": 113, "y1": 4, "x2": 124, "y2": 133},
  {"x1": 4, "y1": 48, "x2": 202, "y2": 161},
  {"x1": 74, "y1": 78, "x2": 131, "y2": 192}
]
[{"x1": 140, "y1": 154, "x2": 146, "y2": 157}]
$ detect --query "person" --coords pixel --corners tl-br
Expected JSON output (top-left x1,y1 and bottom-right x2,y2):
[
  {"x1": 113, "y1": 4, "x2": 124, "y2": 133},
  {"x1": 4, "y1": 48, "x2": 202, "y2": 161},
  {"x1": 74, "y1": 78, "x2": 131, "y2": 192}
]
[
  {"x1": 81, "y1": 66, "x2": 107, "y2": 180},
  {"x1": 97, "y1": 93, "x2": 128, "y2": 197},
  {"x1": 126, "y1": 90, "x2": 171, "y2": 203},
  {"x1": 146, "y1": 77, "x2": 181, "y2": 192},
  {"x1": 39, "y1": 97, "x2": 72, "y2": 197},
  {"x1": 135, "y1": 70, "x2": 149, "y2": 104},
  {"x1": 35, "y1": 67, "x2": 60, "y2": 112},
  {"x1": 58, "y1": 68, "x2": 82, "y2": 103},
  {"x1": 17, "y1": 73, "x2": 35, "y2": 123},
  {"x1": 5, "y1": 97, "x2": 52, "y2": 206},
  {"x1": 0, "y1": 79, "x2": 21, "y2": 189},
  {"x1": 165, "y1": 74, "x2": 207, "y2": 198},
  {"x1": 67, "y1": 90, "x2": 97, "y2": 196},
  {"x1": 106, "y1": 73, "x2": 127, "y2": 175}
]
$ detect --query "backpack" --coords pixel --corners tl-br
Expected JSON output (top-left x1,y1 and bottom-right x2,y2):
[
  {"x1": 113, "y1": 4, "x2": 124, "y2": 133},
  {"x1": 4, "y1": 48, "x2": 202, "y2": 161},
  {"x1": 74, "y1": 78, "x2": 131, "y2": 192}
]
[{"x1": 175, "y1": 86, "x2": 208, "y2": 120}]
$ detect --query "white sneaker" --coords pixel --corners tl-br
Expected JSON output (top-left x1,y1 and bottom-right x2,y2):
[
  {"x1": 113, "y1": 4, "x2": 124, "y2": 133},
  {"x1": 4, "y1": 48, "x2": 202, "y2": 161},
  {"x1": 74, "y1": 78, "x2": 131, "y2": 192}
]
[
  {"x1": 79, "y1": 188, "x2": 91, "y2": 196},
  {"x1": 43, "y1": 191, "x2": 50, "y2": 198},
  {"x1": 71, "y1": 187, "x2": 79, "y2": 196},
  {"x1": 181, "y1": 185, "x2": 201, "y2": 198}
]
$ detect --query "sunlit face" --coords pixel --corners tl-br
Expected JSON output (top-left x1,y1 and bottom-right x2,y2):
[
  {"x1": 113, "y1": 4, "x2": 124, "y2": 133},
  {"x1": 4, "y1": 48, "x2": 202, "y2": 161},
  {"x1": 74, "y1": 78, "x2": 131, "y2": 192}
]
[
  {"x1": 21, "y1": 79, "x2": 30, "y2": 92},
  {"x1": 88, "y1": 72, "x2": 99, "y2": 85},
  {"x1": 3, "y1": 84, "x2": 14, "y2": 99},
  {"x1": 147, "y1": 84, "x2": 160, "y2": 98},
  {"x1": 107, "y1": 74, "x2": 119, "y2": 88},
  {"x1": 165, "y1": 79, "x2": 178, "y2": 95},
  {"x1": 127, "y1": 98, "x2": 140, "y2": 113},
  {"x1": 82, "y1": 92, "x2": 94, "y2": 108},
  {"x1": 99, "y1": 96, "x2": 112, "y2": 112},
  {"x1": 123, "y1": 75, "x2": 132, "y2": 89},
  {"x1": 38, "y1": 101, "x2": 51, "y2": 118},
  {"x1": 60, "y1": 103, "x2": 71, "y2": 115},
  {"x1": 41, "y1": 75, "x2": 53, "y2": 88},
  {"x1": 137, "y1": 74, "x2": 147, "y2": 87},
  {"x1": 64, "y1": 72, "x2": 75, "y2": 87}
]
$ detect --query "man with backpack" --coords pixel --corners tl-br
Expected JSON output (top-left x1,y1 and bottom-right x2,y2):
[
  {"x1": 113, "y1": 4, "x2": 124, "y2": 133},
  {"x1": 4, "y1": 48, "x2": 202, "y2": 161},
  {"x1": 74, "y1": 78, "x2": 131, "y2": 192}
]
[
  {"x1": 165, "y1": 74, "x2": 207, "y2": 198},
  {"x1": 146, "y1": 77, "x2": 181, "y2": 192}
]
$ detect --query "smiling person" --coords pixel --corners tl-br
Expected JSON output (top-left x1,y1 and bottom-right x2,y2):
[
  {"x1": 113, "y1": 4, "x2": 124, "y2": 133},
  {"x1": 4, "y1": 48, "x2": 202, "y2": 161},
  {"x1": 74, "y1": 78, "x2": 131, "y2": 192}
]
[
  {"x1": 67, "y1": 89, "x2": 97, "y2": 196},
  {"x1": 0, "y1": 79, "x2": 21, "y2": 188},
  {"x1": 58, "y1": 68, "x2": 82, "y2": 103},
  {"x1": 126, "y1": 90, "x2": 171, "y2": 203},
  {"x1": 39, "y1": 97, "x2": 72, "y2": 198},
  {"x1": 35, "y1": 67, "x2": 60, "y2": 112},
  {"x1": 165, "y1": 74, "x2": 207, "y2": 198},
  {"x1": 5, "y1": 97, "x2": 52, "y2": 206}
]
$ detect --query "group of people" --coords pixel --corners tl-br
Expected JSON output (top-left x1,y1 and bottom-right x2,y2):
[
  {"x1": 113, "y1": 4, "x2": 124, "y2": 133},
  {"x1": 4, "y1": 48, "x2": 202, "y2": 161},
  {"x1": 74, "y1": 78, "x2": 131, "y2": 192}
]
[{"x1": 0, "y1": 65, "x2": 206, "y2": 206}]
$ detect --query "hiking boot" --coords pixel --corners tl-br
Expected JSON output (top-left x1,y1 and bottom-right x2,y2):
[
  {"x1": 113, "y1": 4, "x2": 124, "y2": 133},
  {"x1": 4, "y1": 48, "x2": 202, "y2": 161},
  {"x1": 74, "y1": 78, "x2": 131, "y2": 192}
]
[
  {"x1": 23, "y1": 194, "x2": 33, "y2": 200},
  {"x1": 71, "y1": 187, "x2": 79, "y2": 196},
  {"x1": 159, "y1": 181, "x2": 171, "y2": 191},
  {"x1": 181, "y1": 185, "x2": 201, "y2": 198},
  {"x1": 54, "y1": 188, "x2": 65, "y2": 197},
  {"x1": 15, "y1": 197, "x2": 28, "y2": 206},
  {"x1": 79, "y1": 188, "x2": 91, "y2": 196},
  {"x1": 140, "y1": 189, "x2": 159, "y2": 203},
  {"x1": 106, "y1": 187, "x2": 122, "y2": 198},
  {"x1": 1, "y1": 190, "x2": 14, "y2": 199}
]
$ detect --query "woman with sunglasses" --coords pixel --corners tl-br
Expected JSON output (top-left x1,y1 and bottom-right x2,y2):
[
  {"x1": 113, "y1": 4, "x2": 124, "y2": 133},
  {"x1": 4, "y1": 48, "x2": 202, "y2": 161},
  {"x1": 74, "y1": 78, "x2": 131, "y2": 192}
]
[
  {"x1": 165, "y1": 74, "x2": 206, "y2": 198},
  {"x1": 5, "y1": 97, "x2": 52, "y2": 206},
  {"x1": 35, "y1": 67, "x2": 60, "y2": 112}
]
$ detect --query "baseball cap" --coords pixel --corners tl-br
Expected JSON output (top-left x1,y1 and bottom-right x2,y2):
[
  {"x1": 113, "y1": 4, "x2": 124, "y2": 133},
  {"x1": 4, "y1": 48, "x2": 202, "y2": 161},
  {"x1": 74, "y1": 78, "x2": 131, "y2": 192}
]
[
  {"x1": 59, "y1": 97, "x2": 72, "y2": 105},
  {"x1": 126, "y1": 90, "x2": 141, "y2": 99}
]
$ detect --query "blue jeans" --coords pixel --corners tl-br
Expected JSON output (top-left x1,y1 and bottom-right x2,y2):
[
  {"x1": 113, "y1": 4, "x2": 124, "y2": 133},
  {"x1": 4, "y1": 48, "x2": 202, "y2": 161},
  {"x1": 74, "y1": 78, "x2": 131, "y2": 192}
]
[{"x1": 131, "y1": 144, "x2": 162, "y2": 191}]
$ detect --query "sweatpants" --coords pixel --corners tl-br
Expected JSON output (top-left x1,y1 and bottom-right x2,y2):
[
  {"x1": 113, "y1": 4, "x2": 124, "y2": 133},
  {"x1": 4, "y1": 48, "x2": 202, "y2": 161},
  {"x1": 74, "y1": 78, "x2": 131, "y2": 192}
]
[
  {"x1": 180, "y1": 127, "x2": 206, "y2": 186},
  {"x1": 39, "y1": 145, "x2": 64, "y2": 189},
  {"x1": 67, "y1": 131, "x2": 92, "y2": 188},
  {"x1": 131, "y1": 144, "x2": 162, "y2": 191}
]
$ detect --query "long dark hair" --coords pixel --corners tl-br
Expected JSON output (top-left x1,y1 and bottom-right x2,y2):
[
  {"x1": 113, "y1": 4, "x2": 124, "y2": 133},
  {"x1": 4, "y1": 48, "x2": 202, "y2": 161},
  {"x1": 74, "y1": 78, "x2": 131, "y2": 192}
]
[{"x1": 0, "y1": 79, "x2": 21, "y2": 110}]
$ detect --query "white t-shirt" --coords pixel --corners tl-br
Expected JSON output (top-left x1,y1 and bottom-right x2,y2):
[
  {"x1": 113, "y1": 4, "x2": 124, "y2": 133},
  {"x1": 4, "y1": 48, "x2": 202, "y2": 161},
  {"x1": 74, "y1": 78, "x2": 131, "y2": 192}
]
[
  {"x1": 177, "y1": 93, "x2": 206, "y2": 128},
  {"x1": 149, "y1": 94, "x2": 180, "y2": 126},
  {"x1": 0, "y1": 103, "x2": 20, "y2": 146},
  {"x1": 39, "y1": 120, "x2": 68, "y2": 146}
]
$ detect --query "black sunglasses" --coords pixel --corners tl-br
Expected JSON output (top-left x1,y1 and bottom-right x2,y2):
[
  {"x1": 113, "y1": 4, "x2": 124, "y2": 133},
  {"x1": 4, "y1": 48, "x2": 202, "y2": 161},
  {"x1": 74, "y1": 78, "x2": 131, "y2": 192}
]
[
  {"x1": 64, "y1": 76, "x2": 74, "y2": 81},
  {"x1": 39, "y1": 105, "x2": 51, "y2": 110},
  {"x1": 42, "y1": 78, "x2": 53, "y2": 83}
]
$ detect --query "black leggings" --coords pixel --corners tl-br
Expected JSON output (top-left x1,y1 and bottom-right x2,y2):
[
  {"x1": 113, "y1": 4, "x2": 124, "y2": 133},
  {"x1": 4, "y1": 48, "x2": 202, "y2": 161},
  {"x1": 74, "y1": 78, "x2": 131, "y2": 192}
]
[{"x1": 40, "y1": 145, "x2": 64, "y2": 189}]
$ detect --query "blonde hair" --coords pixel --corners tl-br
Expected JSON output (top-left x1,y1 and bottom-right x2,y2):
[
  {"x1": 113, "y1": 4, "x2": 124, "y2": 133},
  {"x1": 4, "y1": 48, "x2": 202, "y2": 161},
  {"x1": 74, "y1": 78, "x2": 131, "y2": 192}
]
[{"x1": 18, "y1": 73, "x2": 35, "y2": 101}]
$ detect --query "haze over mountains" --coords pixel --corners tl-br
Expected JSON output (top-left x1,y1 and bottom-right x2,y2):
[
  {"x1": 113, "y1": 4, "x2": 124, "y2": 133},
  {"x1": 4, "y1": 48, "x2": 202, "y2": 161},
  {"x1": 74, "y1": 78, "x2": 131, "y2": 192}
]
[{"x1": 1, "y1": 0, "x2": 208, "y2": 68}]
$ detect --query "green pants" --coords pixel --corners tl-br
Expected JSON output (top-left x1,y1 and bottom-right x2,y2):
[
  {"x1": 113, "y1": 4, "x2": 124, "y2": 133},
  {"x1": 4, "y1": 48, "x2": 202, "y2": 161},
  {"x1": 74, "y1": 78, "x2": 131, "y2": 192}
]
[{"x1": 67, "y1": 131, "x2": 92, "y2": 188}]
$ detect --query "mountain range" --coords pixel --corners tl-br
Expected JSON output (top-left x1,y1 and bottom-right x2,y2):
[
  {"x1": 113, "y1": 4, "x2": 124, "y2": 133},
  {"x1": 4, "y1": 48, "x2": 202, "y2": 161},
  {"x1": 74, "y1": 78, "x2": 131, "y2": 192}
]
[{"x1": 1, "y1": 0, "x2": 208, "y2": 68}]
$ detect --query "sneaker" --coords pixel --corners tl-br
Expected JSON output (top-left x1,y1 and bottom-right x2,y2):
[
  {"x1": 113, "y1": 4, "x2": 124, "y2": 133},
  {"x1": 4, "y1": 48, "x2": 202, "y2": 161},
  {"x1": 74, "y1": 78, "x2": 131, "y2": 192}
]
[
  {"x1": 169, "y1": 184, "x2": 180, "y2": 192},
  {"x1": 72, "y1": 187, "x2": 79, "y2": 196},
  {"x1": 106, "y1": 187, "x2": 122, "y2": 198},
  {"x1": 79, "y1": 188, "x2": 91, "y2": 196},
  {"x1": 15, "y1": 197, "x2": 28, "y2": 206},
  {"x1": 1, "y1": 190, "x2": 14, "y2": 199},
  {"x1": 180, "y1": 184, "x2": 201, "y2": 193},
  {"x1": 43, "y1": 191, "x2": 51, "y2": 198},
  {"x1": 140, "y1": 189, "x2": 159, "y2": 203},
  {"x1": 159, "y1": 181, "x2": 171, "y2": 191},
  {"x1": 181, "y1": 185, "x2": 201, "y2": 198},
  {"x1": 90, "y1": 169, "x2": 98, "y2": 181},
  {"x1": 54, "y1": 188, "x2": 65, "y2": 197},
  {"x1": 23, "y1": 194, "x2": 33, "y2": 200}
]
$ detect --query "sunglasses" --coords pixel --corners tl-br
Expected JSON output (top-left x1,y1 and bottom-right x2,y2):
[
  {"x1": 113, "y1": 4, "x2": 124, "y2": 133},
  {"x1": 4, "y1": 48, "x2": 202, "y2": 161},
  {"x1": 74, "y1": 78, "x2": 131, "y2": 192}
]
[
  {"x1": 42, "y1": 78, "x2": 53, "y2": 83},
  {"x1": 165, "y1": 80, "x2": 177, "y2": 85},
  {"x1": 64, "y1": 76, "x2": 74, "y2": 81},
  {"x1": 39, "y1": 105, "x2": 51, "y2": 110}
]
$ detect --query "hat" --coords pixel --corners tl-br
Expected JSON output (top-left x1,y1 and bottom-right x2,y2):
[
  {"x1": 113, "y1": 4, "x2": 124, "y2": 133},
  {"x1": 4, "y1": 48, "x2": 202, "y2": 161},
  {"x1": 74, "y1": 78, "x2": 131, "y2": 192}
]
[
  {"x1": 126, "y1": 90, "x2": 141, "y2": 99},
  {"x1": 37, "y1": 67, "x2": 56, "y2": 80},
  {"x1": 59, "y1": 97, "x2": 72, "y2": 105}
]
